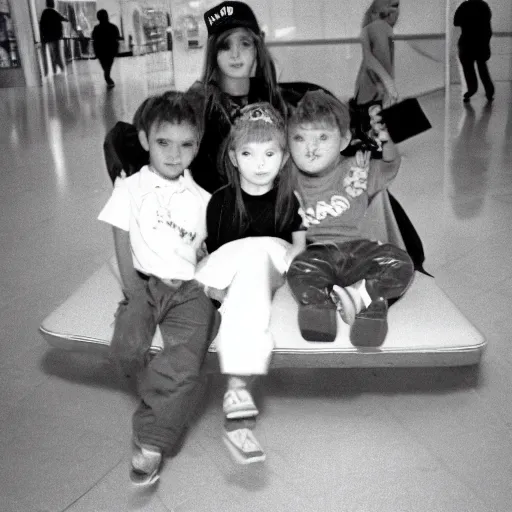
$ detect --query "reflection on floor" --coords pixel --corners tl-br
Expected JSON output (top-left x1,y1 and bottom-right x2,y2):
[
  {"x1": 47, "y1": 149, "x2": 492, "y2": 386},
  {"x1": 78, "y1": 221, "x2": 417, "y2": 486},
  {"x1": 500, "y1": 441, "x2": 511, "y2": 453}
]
[{"x1": 1, "y1": 58, "x2": 512, "y2": 512}]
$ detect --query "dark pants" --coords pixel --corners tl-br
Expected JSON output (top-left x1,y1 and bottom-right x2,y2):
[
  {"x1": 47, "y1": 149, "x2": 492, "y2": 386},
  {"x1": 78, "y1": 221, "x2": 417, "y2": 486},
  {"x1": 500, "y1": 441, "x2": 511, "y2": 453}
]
[
  {"x1": 110, "y1": 277, "x2": 220, "y2": 454},
  {"x1": 287, "y1": 239, "x2": 414, "y2": 306},
  {"x1": 97, "y1": 54, "x2": 115, "y2": 85},
  {"x1": 459, "y1": 53, "x2": 495, "y2": 99},
  {"x1": 42, "y1": 40, "x2": 65, "y2": 75}
]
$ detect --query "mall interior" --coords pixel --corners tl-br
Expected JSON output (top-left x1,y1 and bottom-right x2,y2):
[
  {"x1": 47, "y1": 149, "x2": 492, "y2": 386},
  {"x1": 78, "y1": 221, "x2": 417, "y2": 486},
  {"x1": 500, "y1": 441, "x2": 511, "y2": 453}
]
[{"x1": 1, "y1": 0, "x2": 512, "y2": 511}]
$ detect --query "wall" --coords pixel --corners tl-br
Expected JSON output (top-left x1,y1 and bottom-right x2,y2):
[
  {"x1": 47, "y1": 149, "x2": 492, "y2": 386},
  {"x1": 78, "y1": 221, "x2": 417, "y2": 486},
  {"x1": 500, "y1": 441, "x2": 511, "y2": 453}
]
[{"x1": 168, "y1": 0, "x2": 447, "y2": 97}]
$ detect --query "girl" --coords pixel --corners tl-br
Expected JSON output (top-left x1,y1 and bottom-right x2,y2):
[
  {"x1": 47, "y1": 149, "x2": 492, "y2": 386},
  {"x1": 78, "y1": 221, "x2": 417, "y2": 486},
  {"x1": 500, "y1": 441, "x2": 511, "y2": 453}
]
[
  {"x1": 189, "y1": 1, "x2": 287, "y2": 193},
  {"x1": 351, "y1": 0, "x2": 401, "y2": 148},
  {"x1": 195, "y1": 102, "x2": 306, "y2": 464}
]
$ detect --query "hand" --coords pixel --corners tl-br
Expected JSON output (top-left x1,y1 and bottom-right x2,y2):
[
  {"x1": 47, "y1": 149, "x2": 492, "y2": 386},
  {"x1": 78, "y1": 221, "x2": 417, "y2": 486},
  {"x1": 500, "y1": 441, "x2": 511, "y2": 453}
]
[
  {"x1": 383, "y1": 88, "x2": 399, "y2": 109},
  {"x1": 205, "y1": 286, "x2": 228, "y2": 303},
  {"x1": 354, "y1": 150, "x2": 371, "y2": 169},
  {"x1": 161, "y1": 278, "x2": 183, "y2": 290}
]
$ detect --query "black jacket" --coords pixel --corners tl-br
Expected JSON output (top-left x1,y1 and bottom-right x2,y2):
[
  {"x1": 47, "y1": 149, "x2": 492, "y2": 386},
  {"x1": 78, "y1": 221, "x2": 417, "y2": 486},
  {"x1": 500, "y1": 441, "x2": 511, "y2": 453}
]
[
  {"x1": 454, "y1": 0, "x2": 493, "y2": 59},
  {"x1": 92, "y1": 21, "x2": 121, "y2": 58},
  {"x1": 40, "y1": 8, "x2": 67, "y2": 42}
]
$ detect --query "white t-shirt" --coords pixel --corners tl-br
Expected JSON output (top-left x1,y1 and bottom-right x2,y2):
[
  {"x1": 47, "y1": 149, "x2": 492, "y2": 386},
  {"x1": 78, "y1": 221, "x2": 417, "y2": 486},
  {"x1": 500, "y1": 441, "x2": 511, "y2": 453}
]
[{"x1": 98, "y1": 166, "x2": 211, "y2": 281}]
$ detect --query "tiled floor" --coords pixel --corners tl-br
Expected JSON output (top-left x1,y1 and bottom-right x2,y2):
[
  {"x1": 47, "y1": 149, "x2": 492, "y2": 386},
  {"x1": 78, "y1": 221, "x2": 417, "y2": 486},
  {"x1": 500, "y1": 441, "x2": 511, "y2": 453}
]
[{"x1": 1, "y1": 57, "x2": 511, "y2": 512}]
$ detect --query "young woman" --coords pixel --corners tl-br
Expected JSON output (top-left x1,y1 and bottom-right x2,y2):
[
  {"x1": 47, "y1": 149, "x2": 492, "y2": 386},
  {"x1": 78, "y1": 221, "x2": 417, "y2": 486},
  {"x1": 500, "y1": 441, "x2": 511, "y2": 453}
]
[
  {"x1": 189, "y1": 1, "x2": 287, "y2": 193},
  {"x1": 354, "y1": 0, "x2": 400, "y2": 108},
  {"x1": 195, "y1": 102, "x2": 306, "y2": 465},
  {"x1": 351, "y1": 0, "x2": 401, "y2": 147}
]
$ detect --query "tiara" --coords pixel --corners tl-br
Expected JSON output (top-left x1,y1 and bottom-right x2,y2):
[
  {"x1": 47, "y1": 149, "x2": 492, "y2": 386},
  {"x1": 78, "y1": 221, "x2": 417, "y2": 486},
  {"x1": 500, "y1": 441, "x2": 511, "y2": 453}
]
[{"x1": 237, "y1": 106, "x2": 275, "y2": 125}]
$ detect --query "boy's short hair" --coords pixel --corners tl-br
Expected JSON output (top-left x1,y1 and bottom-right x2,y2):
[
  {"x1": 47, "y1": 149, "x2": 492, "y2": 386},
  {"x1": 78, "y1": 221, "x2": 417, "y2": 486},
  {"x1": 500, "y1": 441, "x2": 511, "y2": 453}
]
[
  {"x1": 134, "y1": 90, "x2": 205, "y2": 139},
  {"x1": 289, "y1": 90, "x2": 350, "y2": 135}
]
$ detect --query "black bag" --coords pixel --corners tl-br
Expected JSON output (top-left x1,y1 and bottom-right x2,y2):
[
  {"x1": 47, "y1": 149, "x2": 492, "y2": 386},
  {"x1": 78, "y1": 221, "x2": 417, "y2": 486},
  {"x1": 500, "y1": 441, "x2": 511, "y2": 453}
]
[{"x1": 380, "y1": 98, "x2": 432, "y2": 143}]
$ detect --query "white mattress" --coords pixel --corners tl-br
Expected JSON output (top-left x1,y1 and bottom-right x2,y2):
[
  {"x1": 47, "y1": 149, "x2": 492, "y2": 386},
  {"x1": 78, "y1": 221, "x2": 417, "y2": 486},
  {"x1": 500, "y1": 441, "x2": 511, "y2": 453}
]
[{"x1": 40, "y1": 258, "x2": 486, "y2": 368}]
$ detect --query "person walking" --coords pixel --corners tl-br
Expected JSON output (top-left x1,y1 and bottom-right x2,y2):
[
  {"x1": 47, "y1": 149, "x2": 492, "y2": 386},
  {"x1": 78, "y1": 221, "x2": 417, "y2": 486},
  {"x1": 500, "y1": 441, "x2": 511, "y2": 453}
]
[
  {"x1": 454, "y1": 0, "x2": 495, "y2": 103},
  {"x1": 92, "y1": 9, "x2": 121, "y2": 88},
  {"x1": 351, "y1": 0, "x2": 400, "y2": 152},
  {"x1": 39, "y1": 0, "x2": 68, "y2": 76}
]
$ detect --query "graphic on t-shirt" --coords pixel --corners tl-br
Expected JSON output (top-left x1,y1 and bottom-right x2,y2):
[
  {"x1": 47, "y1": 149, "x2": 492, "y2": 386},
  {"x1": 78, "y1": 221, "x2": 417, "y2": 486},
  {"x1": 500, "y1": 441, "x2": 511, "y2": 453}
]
[
  {"x1": 299, "y1": 195, "x2": 351, "y2": 227},
  {"x1": 155, "y1": 208, "x2": 197, "y2": 243},
  {"x1": 343, "y1": 151, "x2": 370, "y2": 198},
  {"x1": 138, "y1": 187, "x2": 203, "y2": 266},
  {"x1": 298, "y1": 151, "x2": 371, "y2": 227}
]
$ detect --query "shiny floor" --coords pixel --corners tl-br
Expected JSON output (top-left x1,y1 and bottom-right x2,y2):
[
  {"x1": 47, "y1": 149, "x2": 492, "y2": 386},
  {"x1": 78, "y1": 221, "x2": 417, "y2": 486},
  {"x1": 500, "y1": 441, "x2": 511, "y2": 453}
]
[{"x1": 1, "y1": 57, "x2": 512, "y2": 512}]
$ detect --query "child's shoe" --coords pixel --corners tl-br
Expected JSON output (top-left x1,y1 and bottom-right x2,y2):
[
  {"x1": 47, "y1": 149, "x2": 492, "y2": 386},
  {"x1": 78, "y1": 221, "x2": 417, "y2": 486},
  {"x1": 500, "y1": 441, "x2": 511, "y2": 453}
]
[
  {"x1": 330, "y1": 279, "x2": 371, "y2": 325},
  {"x1": 223, "y1": 427, "x2": 266, "y2": 464},
  {"x1": 223, "y1": 388, "x2": 259, "y2": 420},
  {"x1": 350, "y1": 297, "x2": 388, "y2": 347},
  {"x1": 130, "y1": 438, "x2": 162, "y2": 487}
]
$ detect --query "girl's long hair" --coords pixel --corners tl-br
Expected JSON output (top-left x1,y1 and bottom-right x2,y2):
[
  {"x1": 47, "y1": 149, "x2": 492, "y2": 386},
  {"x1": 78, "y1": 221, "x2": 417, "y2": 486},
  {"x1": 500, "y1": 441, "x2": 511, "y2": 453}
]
[
  {"x1": 219, "y1": 105, "x2": 297, "y2": 235},
  {"x1": 200, "y1": 28, "x2": 285, "y2": 123}
]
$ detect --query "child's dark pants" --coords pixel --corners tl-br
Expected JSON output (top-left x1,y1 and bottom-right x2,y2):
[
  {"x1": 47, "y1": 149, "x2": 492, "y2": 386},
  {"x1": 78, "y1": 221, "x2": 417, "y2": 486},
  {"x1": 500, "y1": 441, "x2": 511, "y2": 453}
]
[
  {"x1": 110, "y1": 277, "x2": 219, "y2": 455},
  {"x1": 287, "y1": 239, "x2": 414, "y2": 307}
]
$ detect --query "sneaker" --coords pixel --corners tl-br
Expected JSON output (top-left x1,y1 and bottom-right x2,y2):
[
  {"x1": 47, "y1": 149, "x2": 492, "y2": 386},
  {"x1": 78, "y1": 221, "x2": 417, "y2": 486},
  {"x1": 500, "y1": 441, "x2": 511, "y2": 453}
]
[
  {"x1": 223, "y1": 388, "x2": 259, "y2": 420},
  {"x1": 330, "y1": 285, "x2": 358, "y2": 325},
  {"x1": 349, "y1": 297, "x2": 388, "y2": 347},
  {"x1": 130, "y1": 438, "x2": 162, "y2": 487},
  {"x1": 223, "y1": 428, "x2": 266, "y2": 464}
]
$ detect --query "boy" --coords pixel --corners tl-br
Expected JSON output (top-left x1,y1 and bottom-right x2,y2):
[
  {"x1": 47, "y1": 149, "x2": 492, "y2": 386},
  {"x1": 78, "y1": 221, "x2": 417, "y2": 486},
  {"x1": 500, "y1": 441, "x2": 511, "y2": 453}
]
[
  {"x1": 286, "y1": 90, "x2": 414, "y2": 346},
  {"x1": 98, "y1": 91, "x2": 219, "y2": 486}
]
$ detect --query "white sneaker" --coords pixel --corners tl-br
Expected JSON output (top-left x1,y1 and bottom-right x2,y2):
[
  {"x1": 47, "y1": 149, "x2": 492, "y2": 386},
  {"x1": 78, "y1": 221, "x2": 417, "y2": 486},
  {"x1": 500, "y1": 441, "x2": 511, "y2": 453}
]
[
  {"x1": 223, "y1": 428, "x2": 266, "y2": 464},
  {"x1": 130, "y1": 439, "x2": 162, "y2": 487},
  {"x1": 223, "y1": 388, "x2": 259, "y2": 420},
  {"x1": 330, "y1": 285, "x2": 358, "y2": 325}
]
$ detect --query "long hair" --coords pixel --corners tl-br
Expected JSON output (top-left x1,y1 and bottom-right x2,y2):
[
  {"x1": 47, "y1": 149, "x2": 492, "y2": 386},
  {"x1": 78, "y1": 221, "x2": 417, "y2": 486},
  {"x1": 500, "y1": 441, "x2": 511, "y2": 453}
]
[
  {"x1": 361, "y1": 0, "x2": 396, "y2": 27},
  {"x1": 219, "y1": 103, "x2": 297, "y2": 234},
  {"x1": 200, "y1": 28, "x2": 285, "y2": 123}
]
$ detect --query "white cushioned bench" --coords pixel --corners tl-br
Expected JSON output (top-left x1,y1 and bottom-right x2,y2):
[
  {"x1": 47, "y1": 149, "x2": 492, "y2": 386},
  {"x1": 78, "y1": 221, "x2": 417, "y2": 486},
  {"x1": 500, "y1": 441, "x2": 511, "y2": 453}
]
[{"x1": 39, "y1": 192, "x2": 486, "y2": 368}]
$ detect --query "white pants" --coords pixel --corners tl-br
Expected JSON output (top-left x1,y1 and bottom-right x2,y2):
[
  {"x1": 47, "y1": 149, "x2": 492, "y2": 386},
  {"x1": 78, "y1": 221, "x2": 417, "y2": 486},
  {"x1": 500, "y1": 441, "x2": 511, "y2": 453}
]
[{"x1": 195, "y1": 237, "x2": 290, "y2": 375}]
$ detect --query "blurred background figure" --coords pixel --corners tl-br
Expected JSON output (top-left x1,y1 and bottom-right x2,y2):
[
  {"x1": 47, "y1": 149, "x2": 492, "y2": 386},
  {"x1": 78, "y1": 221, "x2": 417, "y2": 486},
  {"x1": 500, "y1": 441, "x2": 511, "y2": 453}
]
[
  {"x1": 92, "y1": 9, "x2": 121, "y2": 89},
  {"x1": 354, "y1": 0, "x2": 400, "y2": 109},
  {"x1": 454, "y1": 0, "x2": 495, "y2": 103},
  {"x1": 39, "y1": 0, "x2": 68, "y2": 76},
  {"x1": 350, "y1": 0, "x2": 400, "y2": 151}
]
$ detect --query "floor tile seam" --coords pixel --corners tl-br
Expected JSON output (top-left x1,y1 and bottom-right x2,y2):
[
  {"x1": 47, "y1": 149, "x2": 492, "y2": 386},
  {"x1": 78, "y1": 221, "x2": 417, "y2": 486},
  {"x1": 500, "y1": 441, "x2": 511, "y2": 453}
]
[
  {"x1": 58, "y1": 452, "x2": 125, "y2": 512},
  {"x1": 381, "y1": 402, "x2": 494, "y2": 508}
]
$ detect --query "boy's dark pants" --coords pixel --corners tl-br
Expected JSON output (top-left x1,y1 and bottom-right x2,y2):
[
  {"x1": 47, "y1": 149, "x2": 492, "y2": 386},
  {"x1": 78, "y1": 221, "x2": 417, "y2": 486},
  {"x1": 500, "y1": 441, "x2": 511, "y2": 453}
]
[
  {"x1": 97, "y1": 54, "x2": 115, "y2": 85},
  {"x1": 459, "y1": 54, "x2": 494, "y2": 99},
  {"x1": 287, "y1": 239, "x2": 414, "y2": 309},
  {"x1": 110, "y1": 277, "x2": 219, "y2": 454}
]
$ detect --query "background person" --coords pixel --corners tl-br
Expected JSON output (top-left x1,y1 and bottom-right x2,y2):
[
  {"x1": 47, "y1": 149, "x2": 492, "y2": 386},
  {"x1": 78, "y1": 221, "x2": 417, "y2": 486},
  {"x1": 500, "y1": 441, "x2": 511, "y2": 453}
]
[
  {"x1": 352, "y1": 0, "x2": 400, "y2": 149},
  {"x1": 39, "y1": 0, "x2": 68, "y2": 76},
  {"x1": 454, "y1": 0, "x2": 495, "y2": 103},
  {"x1": 92, "y1": 9, "x2": 122, "y2": 89}
]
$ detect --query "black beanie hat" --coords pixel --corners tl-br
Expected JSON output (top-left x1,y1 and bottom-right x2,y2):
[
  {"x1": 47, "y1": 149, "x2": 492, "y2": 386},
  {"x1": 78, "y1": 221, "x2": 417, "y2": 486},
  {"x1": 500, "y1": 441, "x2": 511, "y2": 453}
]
[{"x1": 204, "y1": 1, "x2": 261, "y2": 37}]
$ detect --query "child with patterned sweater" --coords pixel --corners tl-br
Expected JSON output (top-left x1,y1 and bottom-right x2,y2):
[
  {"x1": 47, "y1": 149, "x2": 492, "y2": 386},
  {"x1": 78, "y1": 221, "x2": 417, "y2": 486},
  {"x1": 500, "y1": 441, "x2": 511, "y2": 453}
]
[{"x1": 286, "y1": 90, "x2": 414, "y2": 345}]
